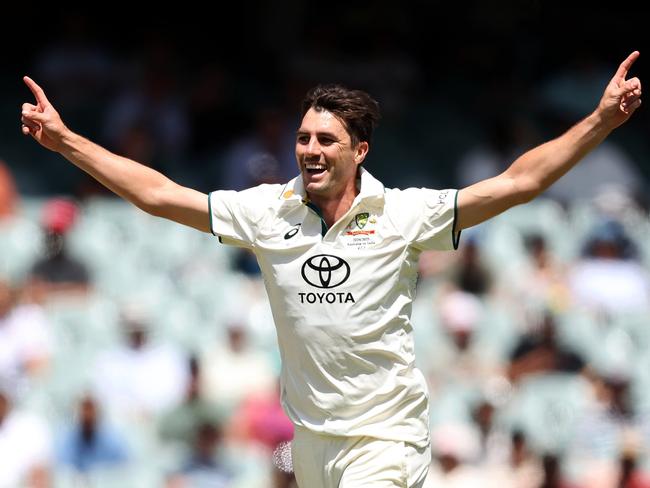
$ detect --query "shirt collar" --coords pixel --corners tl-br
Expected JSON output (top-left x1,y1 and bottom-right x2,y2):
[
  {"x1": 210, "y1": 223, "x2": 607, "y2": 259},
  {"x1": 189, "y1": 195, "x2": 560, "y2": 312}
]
[
  {"x1": 356, "y1": 167, "x2": 385, "y2": 202},
  {"x1": 279, "y1": 167, "x2": 385, "y2": 204}
]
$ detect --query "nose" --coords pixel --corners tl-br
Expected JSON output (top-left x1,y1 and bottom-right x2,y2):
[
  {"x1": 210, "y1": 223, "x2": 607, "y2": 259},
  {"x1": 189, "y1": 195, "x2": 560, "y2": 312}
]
[{"x1": 306, "y1": 136, "x2": 320, "y2": 156}]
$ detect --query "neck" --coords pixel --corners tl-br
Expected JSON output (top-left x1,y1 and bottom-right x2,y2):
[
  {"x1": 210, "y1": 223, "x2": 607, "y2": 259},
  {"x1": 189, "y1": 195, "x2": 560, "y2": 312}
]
[{"x1": 308, "y1": 181, "x2": 358, "y2": 228}]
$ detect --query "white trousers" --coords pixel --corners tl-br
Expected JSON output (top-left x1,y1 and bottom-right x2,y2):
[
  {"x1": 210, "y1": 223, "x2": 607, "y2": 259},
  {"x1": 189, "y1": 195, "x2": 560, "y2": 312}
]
[{"x1": 291, "y1": 427, "x2": 430, "y2": 488}]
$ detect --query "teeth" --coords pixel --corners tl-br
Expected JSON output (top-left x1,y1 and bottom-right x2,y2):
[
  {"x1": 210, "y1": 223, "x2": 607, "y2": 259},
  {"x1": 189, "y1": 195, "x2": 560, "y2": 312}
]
[{"x1": 306, "y1": 163, "x2": 326, "y2": 170}]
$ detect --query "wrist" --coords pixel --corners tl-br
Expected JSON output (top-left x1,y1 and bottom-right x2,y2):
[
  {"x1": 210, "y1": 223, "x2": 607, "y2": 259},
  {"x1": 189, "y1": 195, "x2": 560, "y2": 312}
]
[
  {"x1": 587, "y1": 109, "x2": 617, "y2": 136},
  {"x1": 58, "y1": 127, "x2": 79, "y2": 153}
]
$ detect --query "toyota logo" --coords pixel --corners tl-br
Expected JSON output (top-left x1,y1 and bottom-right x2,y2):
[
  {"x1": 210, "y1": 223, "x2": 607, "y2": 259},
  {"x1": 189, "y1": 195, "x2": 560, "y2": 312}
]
[{"x1": 301, "y1": 254, "x2": 351, "y2": 289}]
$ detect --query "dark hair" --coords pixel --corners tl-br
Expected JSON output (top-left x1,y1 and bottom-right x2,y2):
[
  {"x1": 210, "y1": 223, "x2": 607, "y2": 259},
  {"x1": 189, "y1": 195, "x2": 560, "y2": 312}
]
[{"x1": 301, "y1": 84, "x2": 380, "y2": 146}]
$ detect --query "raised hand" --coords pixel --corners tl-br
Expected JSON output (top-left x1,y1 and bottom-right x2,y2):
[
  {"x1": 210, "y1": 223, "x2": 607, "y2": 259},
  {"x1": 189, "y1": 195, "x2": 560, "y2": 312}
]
[
  {"x1": 21, "y1": 76, "x2": 68, "y2": 152},
  {"x1": 598, "y1": 51, "x2": 642, "y2": 129}
]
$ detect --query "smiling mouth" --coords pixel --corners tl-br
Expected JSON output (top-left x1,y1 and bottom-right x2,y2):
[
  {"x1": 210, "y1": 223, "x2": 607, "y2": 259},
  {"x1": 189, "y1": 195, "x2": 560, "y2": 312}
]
[{"x1": 304, "y1": 163, "x2": 327, "y2": 175}]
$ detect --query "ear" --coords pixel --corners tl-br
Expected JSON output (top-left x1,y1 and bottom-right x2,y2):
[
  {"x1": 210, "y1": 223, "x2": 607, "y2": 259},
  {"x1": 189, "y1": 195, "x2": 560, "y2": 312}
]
[{"x1": 354, "y1": 141, "x2": 369, "y2": 165}]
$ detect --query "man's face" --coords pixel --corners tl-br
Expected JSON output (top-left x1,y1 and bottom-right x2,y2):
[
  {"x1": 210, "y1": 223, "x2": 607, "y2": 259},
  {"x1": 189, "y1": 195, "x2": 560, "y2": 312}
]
[{"x1": 295, "y1": 108, "x2": 367, "y2": 198}]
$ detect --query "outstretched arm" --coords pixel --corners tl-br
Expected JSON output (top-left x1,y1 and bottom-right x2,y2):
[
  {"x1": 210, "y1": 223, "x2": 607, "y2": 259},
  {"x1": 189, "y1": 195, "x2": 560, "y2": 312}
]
[
  {"x1": 456, "y1": 51, "x2": 642, "y2": 230},
  {"x1": 20, "y1": 77, "x2": 210, "y2": 233}
]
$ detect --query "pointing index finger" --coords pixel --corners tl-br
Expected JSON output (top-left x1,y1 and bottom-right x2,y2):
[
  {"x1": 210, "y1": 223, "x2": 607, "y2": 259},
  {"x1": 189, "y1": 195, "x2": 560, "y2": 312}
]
[
  {"x1": 23, "y1": 76, "x2": 50, "y2": 107},
  {"x1": 614, "y1": 51, "x2": 640, "y2": 83}
]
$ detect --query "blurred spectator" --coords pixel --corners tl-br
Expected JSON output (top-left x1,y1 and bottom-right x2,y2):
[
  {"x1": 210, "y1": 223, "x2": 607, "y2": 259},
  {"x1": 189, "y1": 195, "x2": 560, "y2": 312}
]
[
  {"x1": 29, "y1": 198, "x2": 91, "y2": 299},
  {"x1": 569, "y1": 370, "x2": 647, "y2": 487},
  {"x1": 471, "y1": 399, "x2": 510, "y2": 466},
  {"x1": 0, "y1": 278, "x2": 53, "y2": 398},
  {"x1": 592, "y1": 184, "x2": 646, "y2": 223},
  {"x1": 102, "y1": 42, "x2": 189, "y2": 172},
  {"x1": 200, "y1": 322, "x2": 275, "y2": 414},
  {"x1": 221, "y1": 106, "x2": 298, "y2": 191},
  {"x1": 417, "y1": 248, "x2": 460, "y2": 281},
  {"x1": 582, "y1": 219, "x2": 638, "y2": 261},
  {"x1": 92, "y1": 304, "x2": 189, "y2": 420},
  {"x1": 538, "y1": 49, "x2": 612, "y2": 121},
  {"x1": 166, "y1": 422, "x2": 231, "y2": 488},
  {"x1": 537, "y1": 454, "x2": 576, "y2": 488},
  {"x1": 616, "y1": 444, "x2": 650, "y2": 488},
  {"x1": 482, "y1": 430, "x2": 544, "y2": 488},
  {"x1": 508, "y1": 431, "x2": 544, "y2": 488},
  {"x1": 568, "y1": 220, "x2": 650, "y2": 315},
  {"x1": 56, "y1": 394, "x2": 130, "y2": 474},
  {"x1": 228, "y1": 377, "x2": 293, "y2": 450},
  {"x1": 159, "y1": 356, "x2": 226, "y2": 447},
  {"x1": 498, "y1": 232, "x2": 570, "y2": 337},
  {"x1": 0, "y1": 159, "x2": 18, "y2": 220},
  {"x1": 548, "y1": 142, "x2": 643, "y2": 206},
  {"x1": 453, "y1": 238, "x2": 492, "y2": 296},
  {"x1": 520, "y1": 233, "x2": 570, "y2": 313},
  {"x1": 508, "y1": 312, "x2": 584, "y2": 383},
  {"x1": 455, "y1": 115, "x2": 540, "y2": 189},
  {"x1": 428, "y1": 290, "x2": 502, "y2": 391},
  {"x1": 572, "y1": 433, "x2": 650, "y2": 487},
  {"x1": 0, "y1": 389, "x2": 52, "y2": 487},
  {"x1": 537, "y1": 50, "x2": 647, "y2": 204},
  {"x1": 424, "y1": 423, "x2": 482, "y2": 487},
  {"x1": 187, "y1": 63, "x2": 246, "y2": 161}
]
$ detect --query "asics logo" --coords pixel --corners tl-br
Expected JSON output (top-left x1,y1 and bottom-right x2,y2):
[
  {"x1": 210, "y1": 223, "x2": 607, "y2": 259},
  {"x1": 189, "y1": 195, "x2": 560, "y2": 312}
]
[{"x1": 284, "y1": 224, "x2": 301, "y2": 239}]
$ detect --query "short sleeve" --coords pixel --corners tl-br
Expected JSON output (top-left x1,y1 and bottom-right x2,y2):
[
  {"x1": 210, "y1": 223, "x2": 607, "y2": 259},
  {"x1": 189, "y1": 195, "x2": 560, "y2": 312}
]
[
  {"x1": 208, "y1": 185, "x2": 278, "y2": 248},
  {"x1": 387, "y1": 188, "x2": 461, "y2": 251}
]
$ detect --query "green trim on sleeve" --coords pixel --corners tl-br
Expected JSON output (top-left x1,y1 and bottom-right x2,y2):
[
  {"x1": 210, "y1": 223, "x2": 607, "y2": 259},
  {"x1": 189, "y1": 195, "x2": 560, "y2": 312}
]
[
  {"x1": 452, "y1": 189, "x2": 462, "y2": 250},
  {"x1": 207, "y1": 192, "x2": 217, "y2": 237}
]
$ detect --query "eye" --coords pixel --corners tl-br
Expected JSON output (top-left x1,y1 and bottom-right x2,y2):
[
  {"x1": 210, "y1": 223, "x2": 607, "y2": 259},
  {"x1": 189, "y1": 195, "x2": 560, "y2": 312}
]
[
  {"x1": 319, "y1": 137, "x2": 334, "y2": 146},
  {"x1": 297, "y1": 135, "x2": 309, "y2": 144}
]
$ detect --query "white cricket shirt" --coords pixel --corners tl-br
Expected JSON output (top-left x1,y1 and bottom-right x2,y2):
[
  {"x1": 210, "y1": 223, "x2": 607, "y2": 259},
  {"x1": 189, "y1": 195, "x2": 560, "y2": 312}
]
[{"x1": 209, "y1": 169, "x2": 460, "y2": 448}]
